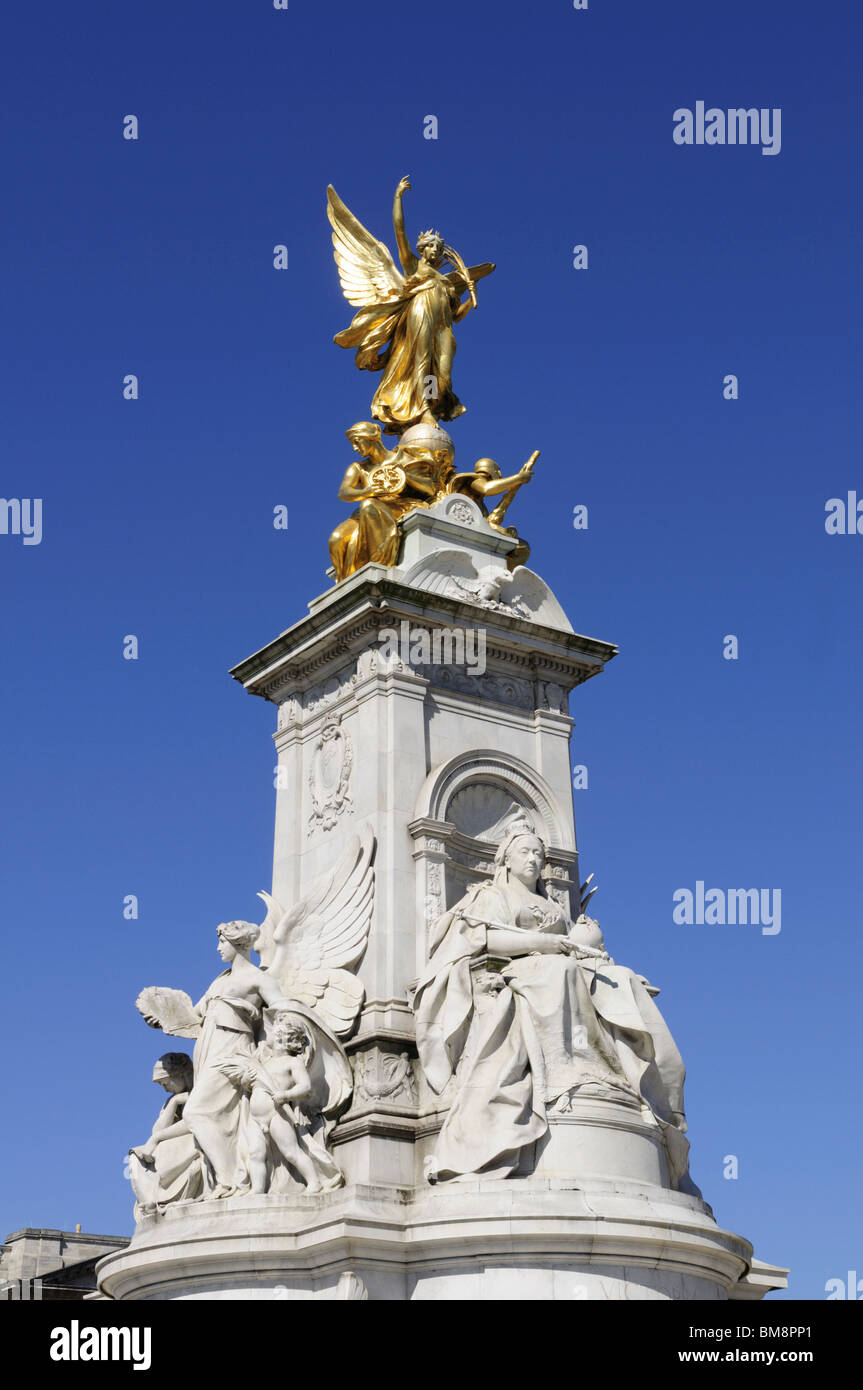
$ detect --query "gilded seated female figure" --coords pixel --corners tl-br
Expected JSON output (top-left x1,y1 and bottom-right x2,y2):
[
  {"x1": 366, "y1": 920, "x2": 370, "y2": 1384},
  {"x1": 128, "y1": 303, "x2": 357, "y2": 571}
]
[{"x1": 328, "y1": 421, "x2": 454, "y2": 580}]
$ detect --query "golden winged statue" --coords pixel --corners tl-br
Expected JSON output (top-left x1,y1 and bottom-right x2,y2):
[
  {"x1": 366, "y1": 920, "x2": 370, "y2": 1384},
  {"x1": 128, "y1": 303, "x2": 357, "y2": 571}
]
[{"x1": 327, "y1": 176, "x2": 495, "y2": 434}]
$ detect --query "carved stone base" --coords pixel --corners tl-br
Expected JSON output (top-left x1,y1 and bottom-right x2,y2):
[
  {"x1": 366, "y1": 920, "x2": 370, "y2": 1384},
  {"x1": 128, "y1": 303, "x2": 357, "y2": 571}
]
[
  {"x1": 95, "y1": 1181, "x2": 787, "y2": 1301},
  {"x1": 533, "y1": 1094, "x2": 670, "y2": 1186}
]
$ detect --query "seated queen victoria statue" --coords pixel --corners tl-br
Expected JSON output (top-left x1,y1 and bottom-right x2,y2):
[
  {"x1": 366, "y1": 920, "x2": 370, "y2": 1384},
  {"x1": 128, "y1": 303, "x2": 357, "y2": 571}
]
[{"x1": 414, "y1": 817, "x2": 699, "y2": 1191}]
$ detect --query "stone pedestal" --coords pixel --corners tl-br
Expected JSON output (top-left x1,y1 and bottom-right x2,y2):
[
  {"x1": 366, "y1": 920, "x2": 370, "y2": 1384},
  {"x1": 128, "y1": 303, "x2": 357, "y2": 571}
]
[
  {"x1": 96, "y1": 1180, "x2": 783, "y2": 1302},
  {"x1": 99, "y1": 501, "x2": 787, "y2": 1301},
  {"x1": 225, "y1": 500, "x2": 612, "y2": 1200}
]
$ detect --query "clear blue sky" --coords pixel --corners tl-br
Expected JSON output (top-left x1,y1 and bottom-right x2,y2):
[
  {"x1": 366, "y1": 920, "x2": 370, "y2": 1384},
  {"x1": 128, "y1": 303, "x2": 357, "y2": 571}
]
[{"x1": 1, "y1": 1, "x2": 860, "y2": 1301}]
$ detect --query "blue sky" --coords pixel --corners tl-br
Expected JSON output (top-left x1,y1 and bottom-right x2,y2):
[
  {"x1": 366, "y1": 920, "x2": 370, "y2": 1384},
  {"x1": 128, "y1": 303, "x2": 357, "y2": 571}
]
[{"x1": 1, "y1": 1, "x2": 860, "y2": 1300}]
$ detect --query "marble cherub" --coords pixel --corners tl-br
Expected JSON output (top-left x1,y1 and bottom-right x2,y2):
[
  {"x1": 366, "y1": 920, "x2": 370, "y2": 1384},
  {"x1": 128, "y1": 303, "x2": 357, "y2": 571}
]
[{"x1": 218, "y1": 1012, "x2": 343, "y2": 1194}]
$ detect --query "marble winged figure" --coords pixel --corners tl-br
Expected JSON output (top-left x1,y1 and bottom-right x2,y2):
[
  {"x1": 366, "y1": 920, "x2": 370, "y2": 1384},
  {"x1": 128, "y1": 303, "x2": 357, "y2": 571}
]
[
  {"x1": 135, "y1": 828, "x2": 375, "y2": 1197},
  {"x1": 327, "y1": 177, "x2": 495, "y2": 433}
]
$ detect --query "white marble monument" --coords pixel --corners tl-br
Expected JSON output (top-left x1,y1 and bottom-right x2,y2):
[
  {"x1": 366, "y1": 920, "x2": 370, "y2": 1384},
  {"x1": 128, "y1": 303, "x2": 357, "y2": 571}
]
[
  {"x1": 97, "y1": 497, "x2": 788, "y2": 1301},
  {"x1": 97, "y1": 177, "x2": 787, "y2": 1301}
]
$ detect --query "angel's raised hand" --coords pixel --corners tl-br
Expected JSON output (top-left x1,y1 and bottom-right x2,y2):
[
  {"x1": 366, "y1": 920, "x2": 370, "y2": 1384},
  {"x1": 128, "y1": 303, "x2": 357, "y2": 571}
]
[{"x1": 396, "y1": 175, "x2": 411, "y2": 195}]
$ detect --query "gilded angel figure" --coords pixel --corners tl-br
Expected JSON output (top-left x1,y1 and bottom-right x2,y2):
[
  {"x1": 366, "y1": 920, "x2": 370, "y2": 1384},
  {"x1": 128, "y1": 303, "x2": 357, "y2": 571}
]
[{"x1": 328, "y1": 176, "x2": 494, "y2": 433}]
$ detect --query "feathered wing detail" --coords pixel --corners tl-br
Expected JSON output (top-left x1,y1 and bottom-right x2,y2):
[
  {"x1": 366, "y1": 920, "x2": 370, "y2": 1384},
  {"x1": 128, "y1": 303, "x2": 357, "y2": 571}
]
[
  {"x1": 273, "y1": 967, "x2": 366, "y2": 1037},
  {"x1": 257, "y1": 827, "x2": 376, "y2": 1037},
  {"x1": 255, "y1": 890, "x2": 285, "y2": 969},
  {"x1": 327, "y1": 186, "x2": 404, "y2": 308},
  {"x1": 135, "y1": 987, "x2": 202, "y2": 1039},
  {"x1": 270, "y1": 826, "x2": 375, "y2": 972}
]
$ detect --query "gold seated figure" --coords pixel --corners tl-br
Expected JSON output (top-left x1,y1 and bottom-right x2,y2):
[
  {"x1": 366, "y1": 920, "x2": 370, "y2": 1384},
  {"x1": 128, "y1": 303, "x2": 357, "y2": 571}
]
[{"x1": 329, "y1": 422, "x2": 455, "y2": 581}]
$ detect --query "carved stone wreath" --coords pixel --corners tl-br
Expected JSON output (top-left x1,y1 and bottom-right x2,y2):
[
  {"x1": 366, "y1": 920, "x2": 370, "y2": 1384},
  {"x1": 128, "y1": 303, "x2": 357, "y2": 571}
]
[
  {"x1": 447, "y1": 499, "x2": 476, "y2": 526},
  {"x1": 352, "y1": 1048, "x2": 416, "y2": 1106},
  {"x1": 308, "y1": 715, "x2": 353, "y2": 834}
]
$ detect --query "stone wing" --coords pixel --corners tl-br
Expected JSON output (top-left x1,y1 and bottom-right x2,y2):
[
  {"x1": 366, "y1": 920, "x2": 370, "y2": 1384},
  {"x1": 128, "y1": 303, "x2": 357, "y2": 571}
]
[
  {"x1": 258, "y1": 826, "x2": 375, "y2": 975},
  {"x1": 272, "y1": 966, "x2": 366, "y2": 1039}
]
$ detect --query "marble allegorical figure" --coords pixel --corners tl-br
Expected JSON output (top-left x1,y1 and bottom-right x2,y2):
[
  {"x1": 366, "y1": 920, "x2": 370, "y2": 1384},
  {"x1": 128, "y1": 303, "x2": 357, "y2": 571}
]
[
  {"x1": 413, "y1": 818, "x2": 699, "y2": 1191},
  {"x1": 128, "y1": 1052, "x2": 203, "y2": 1220},
  {"x1": 134, "y1": 830, "x2": 375, "y2": 1208}
]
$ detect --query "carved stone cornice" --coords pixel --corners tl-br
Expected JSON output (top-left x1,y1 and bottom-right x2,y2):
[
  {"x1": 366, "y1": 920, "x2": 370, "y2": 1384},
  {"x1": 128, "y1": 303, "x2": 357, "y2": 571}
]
[{"x1": 230, "y1": 575, "x2": 617, "y2": 706}]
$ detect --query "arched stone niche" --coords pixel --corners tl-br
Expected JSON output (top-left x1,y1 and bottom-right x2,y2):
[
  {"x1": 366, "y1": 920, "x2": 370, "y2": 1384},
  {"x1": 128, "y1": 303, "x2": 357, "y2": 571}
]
[{"x1": 409, "y1": 750, "x2": 579, "y2": 966}]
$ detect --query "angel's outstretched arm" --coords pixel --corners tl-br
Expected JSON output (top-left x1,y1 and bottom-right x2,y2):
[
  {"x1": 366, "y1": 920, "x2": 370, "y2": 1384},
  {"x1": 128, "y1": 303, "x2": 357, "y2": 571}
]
[
  {"x1": 255, "y1": 969, "x2": 296, "y2": 1012},
  {"x1": 393, "y1": 176, "x2": 417, "y2": 275}
]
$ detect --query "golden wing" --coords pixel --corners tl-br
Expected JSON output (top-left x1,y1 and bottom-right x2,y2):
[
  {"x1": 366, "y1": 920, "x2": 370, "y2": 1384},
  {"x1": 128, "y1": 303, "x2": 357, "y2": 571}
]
[{"x1": 327, "y1": 185, "x2": 404, "y2": 307}]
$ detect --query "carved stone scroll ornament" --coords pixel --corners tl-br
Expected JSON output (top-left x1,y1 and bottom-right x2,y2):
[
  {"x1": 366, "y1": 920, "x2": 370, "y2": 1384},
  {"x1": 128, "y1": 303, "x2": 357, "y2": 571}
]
[
  {"x1": 415, "y1": 666, "x2": 533, "y2": 708},
  {"x1": 308, "y1": 714, "x2": 353, "y2": 834}
]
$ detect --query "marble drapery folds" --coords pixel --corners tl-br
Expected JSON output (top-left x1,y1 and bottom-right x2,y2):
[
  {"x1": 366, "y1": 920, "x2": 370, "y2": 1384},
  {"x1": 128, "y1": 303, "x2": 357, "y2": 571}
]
[{"x1": 415, "y1": 844, "x2": 697, "y2": 1189}]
